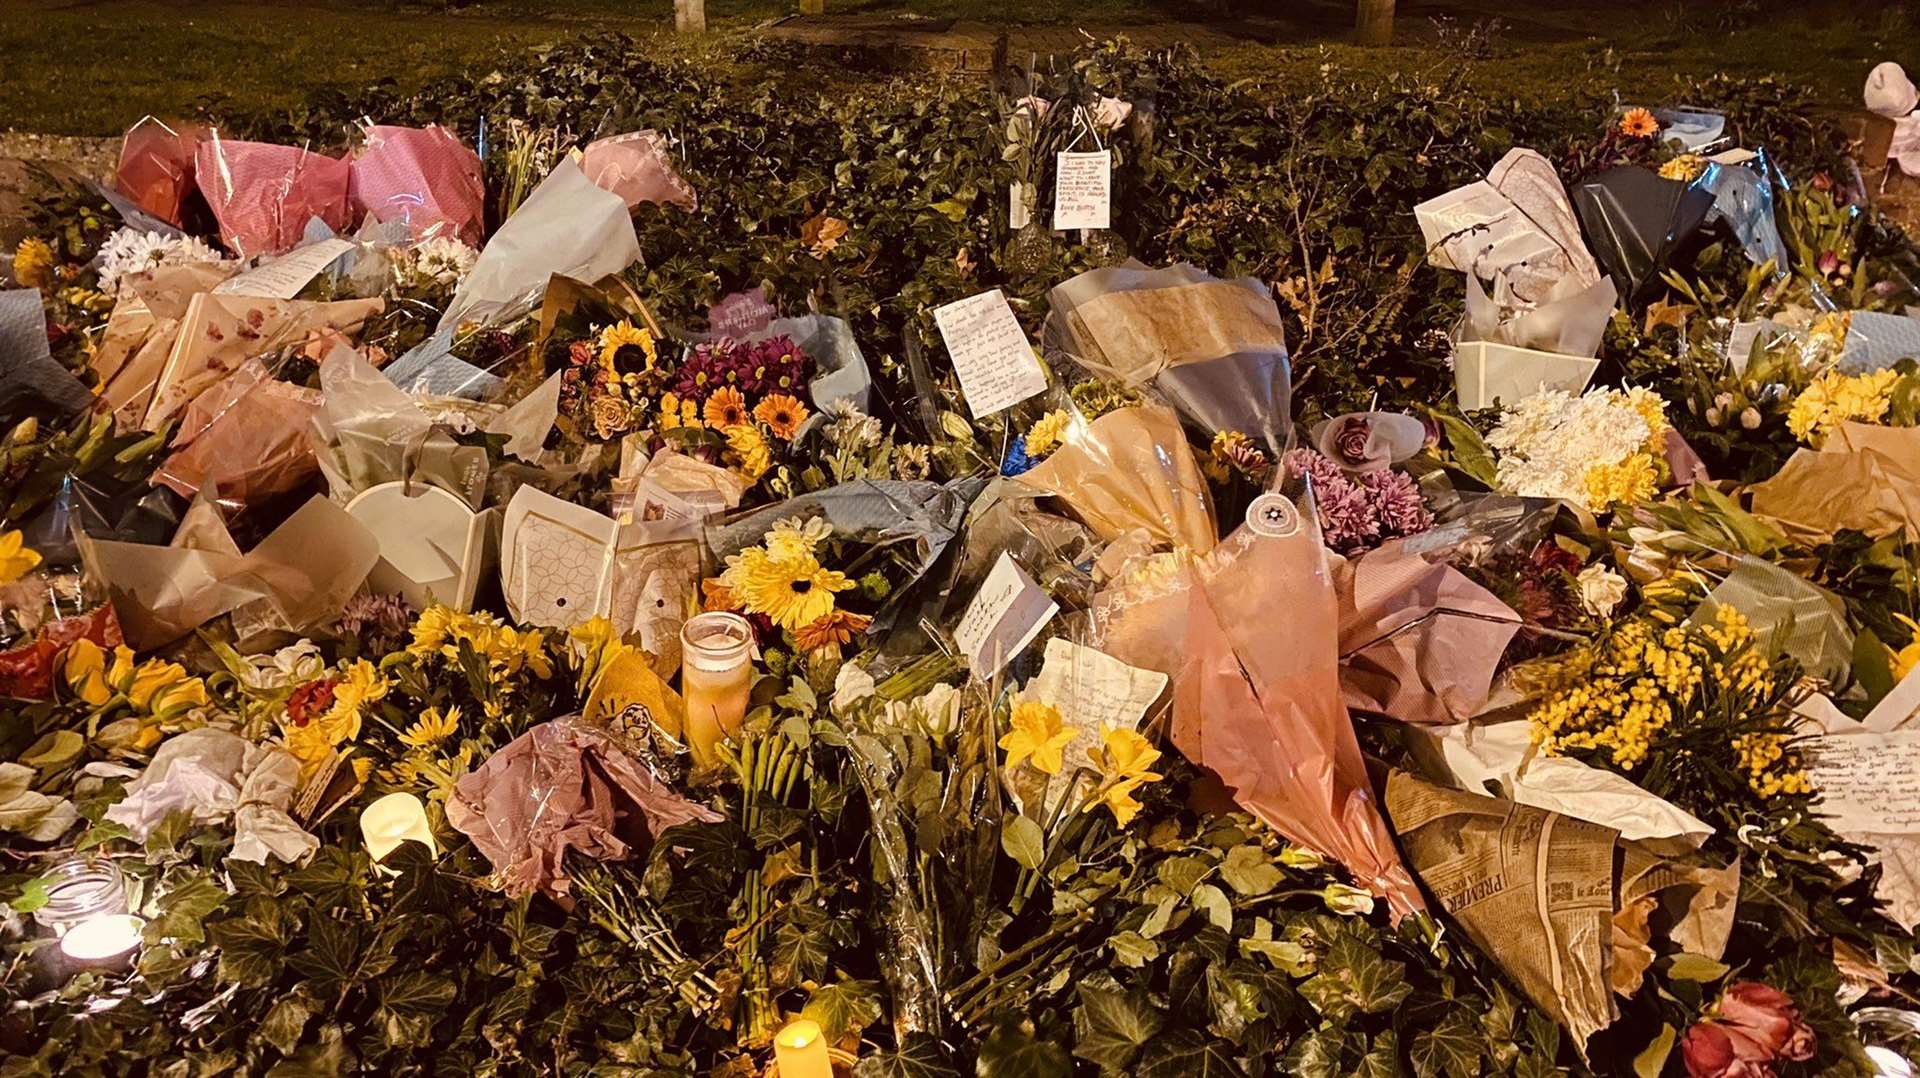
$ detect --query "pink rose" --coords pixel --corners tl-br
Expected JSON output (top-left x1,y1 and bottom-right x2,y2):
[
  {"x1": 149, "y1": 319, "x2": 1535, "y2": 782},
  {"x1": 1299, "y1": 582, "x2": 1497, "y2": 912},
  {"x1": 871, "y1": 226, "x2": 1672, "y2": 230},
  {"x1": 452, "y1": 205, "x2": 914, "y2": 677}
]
[
  {"x1": 1682, "y1": 1022, "x2": 1777, "y2": 1078},
  {"x1": 1719, "y1": 982, "x2": 1816, "y2": 1062}
]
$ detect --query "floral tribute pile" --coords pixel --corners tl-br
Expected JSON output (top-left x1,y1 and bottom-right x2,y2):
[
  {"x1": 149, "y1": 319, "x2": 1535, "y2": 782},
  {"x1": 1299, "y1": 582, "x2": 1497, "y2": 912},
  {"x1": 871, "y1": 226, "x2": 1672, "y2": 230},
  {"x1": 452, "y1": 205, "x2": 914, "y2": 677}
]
[{"x1": 6, "y1": 42, "x2": 1920, "y2": 1078}]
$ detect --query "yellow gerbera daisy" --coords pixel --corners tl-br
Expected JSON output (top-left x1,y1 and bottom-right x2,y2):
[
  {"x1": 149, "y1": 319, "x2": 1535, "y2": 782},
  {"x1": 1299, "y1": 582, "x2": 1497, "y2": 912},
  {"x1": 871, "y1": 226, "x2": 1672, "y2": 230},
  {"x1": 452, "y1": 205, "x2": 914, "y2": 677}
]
[
  {"x1": 1618, "y1": 108, "x2": 1660, "y2": 139},
  {"x1": 737, "y1": 553, "x2": 853, "y2": 631},
  {"x1": 598, "y1": 320, "x2": 657, "y2": 371},
  {"x1": 999, "y1": 700, "x2": 1075, "y2": 775},
  {"x1": 0, "y1": 529, "x2": 43, "y2": 586}
]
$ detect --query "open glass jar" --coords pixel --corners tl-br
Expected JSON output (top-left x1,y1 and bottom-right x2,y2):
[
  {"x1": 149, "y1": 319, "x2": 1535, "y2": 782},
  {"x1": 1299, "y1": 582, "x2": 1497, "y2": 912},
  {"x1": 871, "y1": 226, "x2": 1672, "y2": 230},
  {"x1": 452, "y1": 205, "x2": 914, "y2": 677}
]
[
  {"x1": 680, "y1": 612, "x2": 754, "y2": 769},
  {"x1": 32, "y1": 857, "x2": 130, "y2": 937}
]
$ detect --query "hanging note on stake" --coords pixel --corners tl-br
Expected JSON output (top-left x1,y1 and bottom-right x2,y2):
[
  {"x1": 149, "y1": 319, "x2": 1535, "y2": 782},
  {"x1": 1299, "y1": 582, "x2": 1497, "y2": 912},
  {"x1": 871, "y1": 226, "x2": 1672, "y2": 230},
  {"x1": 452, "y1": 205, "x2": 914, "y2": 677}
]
[
  {"x1": 953, "y1": 552, "x2": 1057, "y2": 677},
  {"x1": 933, "y1": 289, "x2": 1048, "y2": 418},
  {"x1": 1053, "y1": 150, "x2": 1111, "y2": 231}
]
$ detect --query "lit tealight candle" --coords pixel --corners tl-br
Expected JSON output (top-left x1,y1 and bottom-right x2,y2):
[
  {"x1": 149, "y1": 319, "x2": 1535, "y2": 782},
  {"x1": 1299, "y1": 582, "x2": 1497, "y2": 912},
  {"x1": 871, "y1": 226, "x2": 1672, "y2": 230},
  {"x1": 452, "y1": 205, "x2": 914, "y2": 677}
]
[
  {"x1": 360, "y1": 792, "x2": 438, "y2": 864},
  {"x1": 772, "y1": 1019, "x2": 833, "y2": 1078},
  {"x1": 60, "y1": 914, "x2": 145, "y2": 963}
]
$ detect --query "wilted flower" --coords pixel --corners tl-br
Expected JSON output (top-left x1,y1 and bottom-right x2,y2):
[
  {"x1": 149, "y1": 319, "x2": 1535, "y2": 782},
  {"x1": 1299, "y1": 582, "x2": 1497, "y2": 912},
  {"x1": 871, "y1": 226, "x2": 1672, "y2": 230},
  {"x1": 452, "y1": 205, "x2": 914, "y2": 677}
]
[
  {"x1": 1319, "y1": 883, "x2": 1375, "y2": 916},
  {"x1": 1717, "y1": 982, "x2": 1815, "y2": 1063},
  {"x1": 1575, "y1": 563, "x2": 1628, "y2": 618}
]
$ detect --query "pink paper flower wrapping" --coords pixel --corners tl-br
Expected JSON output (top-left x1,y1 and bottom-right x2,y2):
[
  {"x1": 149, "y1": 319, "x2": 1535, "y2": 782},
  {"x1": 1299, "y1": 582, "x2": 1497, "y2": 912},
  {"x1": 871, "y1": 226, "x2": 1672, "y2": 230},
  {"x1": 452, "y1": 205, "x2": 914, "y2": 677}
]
[
  {"x1": 195, "y1": 137, "x2": 352, "y2": 258},
  {"x1": 350, "y1": 125, "x2": 486, "y2": 245},
  {"x1": 579, "y1": 131, "x2": 698, "y2": 212},
  {"x1": 117, "y1": 117, "x2": 207, "y2": 227},
  {"x1": 447, "y1": 716, "x2": 722, "y2": 902}
]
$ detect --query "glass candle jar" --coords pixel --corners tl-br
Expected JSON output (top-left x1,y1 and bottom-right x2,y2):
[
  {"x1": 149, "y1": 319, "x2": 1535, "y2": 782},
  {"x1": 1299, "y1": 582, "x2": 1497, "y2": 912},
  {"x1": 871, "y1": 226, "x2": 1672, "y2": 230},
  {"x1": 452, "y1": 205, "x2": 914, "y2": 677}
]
[
  {"x1": 681, "y1": 612, "x2": 753, "y2": 769},
  {"x1": 33, "y1": 857, "x2": 130, "y2": 936}
]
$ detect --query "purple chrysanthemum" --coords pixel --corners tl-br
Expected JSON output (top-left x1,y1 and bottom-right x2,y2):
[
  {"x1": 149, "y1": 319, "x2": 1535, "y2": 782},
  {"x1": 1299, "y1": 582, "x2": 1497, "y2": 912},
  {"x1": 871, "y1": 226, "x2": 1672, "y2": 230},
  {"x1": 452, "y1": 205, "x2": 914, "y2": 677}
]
[{"x1": 1361, "y1": 469, "x2": 1434, "y2": 537}]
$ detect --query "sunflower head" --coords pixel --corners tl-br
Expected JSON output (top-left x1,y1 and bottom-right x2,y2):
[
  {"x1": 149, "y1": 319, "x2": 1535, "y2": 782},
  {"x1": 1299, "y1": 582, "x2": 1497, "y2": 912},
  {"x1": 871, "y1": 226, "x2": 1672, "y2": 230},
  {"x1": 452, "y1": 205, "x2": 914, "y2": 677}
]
[{"x1": 597, "y1": 321, "x2": 658, "y2": 372}]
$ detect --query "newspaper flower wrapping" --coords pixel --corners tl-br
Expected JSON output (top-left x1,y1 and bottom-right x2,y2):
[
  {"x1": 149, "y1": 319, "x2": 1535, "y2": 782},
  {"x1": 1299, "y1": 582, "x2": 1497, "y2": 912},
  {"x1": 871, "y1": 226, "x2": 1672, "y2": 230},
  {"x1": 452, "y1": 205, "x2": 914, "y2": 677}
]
[
  {"x1": 349, "y1": 124, "x2": 487, "y2": 245},
  {"x1": 194, "y1": 136, "x2": 352, "y2": 258},
  {"x1": 116, "y1": 117, "x2": 208, "y2": 227},
  {"x1": 579, "y1": 130, "x2": 699, "y2": 212},
  {"x1": 445, "y1": 715, "x2": 723, "y2": 901},
  {"x1": 1013, "y1": 404, "x2": 1217, "y2": 554}
]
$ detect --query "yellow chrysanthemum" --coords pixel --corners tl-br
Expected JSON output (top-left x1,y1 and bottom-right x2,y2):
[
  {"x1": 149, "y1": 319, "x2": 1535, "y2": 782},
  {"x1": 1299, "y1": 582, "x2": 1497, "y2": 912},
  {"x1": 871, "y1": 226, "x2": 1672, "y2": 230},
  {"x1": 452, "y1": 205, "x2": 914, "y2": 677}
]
[
  {"x1": 1581, "y1": 453, "x2": 1659, "y2": 510},
  {"x1": 569, "y1": 617, "x2": 634, "y2": 690},
  {"x1": 1023, "y1": 410, "x2": 1071, "y2": 458},
  {"x1": 399, "y1": 706, "x2": 461, "y2": 749},
  {"x1": 764, "y1": 516, "x2": 832, "y2": 562},
  {"x1": 12, "y1": 237, "x2": 54, "y2": 289},
  {"x1": 725, "y1": 423, "x2": 773, "y2": 481},
  {"x1": 408, "y1": 605, "x2": 455, "y2": 657},
  {"x1": 736, "y1": 553, "x2": 853, "y2": 632},
  {"x1": 659, "y1": 391, "x2": 702, "y2": 431},
  {"x1": 0, "y1": 529, "x2": 43, "y2": 586},
  {"x1": 1657, "y1": 154, "x2": 1706, "y2": 182},
  {"x1": 1621, "y1": 386, "x2": 1670, "y2": 450},
  {"x1": 998, "y1": 700, "x2": 1075, "y2": 775},
  {"x1": 320, "y1": 659, "x2": 390, "y2": 743},
  {"x1": 598, "y1": 320, "x2": 657, "y2": 371},
  {"x1": 1786, "y1": 368, "x2": 1899, "y2": 445}
]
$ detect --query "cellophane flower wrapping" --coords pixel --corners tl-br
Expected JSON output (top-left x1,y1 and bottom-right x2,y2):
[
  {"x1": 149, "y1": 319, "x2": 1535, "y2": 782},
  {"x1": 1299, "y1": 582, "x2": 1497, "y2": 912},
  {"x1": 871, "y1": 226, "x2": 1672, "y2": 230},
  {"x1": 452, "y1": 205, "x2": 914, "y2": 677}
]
[
  {"x1": 350, "y1": 124, "x2": 487, "y2": 246},
  {"x1": 115, "y1": 117, "x2": 208, "y2": 227},
  {"x1": 578, "y1": 130, "x2": 698, "y2": 212},
  {"x1": 1013, "y1": 403, "x2": 1217, "y2": 554},
  {"x1": 194, "y1": 135, "x2": 352, "y2": 258},
  {"x1": 152, "y1": 357, "x2": 323, "y2": 508}
]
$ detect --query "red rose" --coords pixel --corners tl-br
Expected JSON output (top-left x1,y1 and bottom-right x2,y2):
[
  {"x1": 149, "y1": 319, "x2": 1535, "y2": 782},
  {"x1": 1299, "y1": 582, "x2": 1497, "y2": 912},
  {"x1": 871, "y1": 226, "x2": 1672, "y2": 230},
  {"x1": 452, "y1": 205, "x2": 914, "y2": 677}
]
[
  {"x1": 1682, "y1": 1022, "x2": 1777, "y2": 1078},
  {"x1": 1719, "y1": 982, "x2": 1816, "y2": 1062}
]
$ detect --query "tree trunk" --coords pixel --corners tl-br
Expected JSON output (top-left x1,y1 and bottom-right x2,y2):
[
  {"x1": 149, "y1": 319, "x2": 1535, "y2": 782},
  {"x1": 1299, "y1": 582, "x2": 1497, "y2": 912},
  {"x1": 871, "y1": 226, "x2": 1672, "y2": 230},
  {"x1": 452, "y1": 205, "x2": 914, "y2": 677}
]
[
  {"x1": 675, "y1": 0, "x2": 706, "y2": 34},
  {"x1": 1356, "y1": 0, "x2": 1394, "y2": 45},
  {"x1": 799, "y1": 0, "x2": 824, "y2": 14}
]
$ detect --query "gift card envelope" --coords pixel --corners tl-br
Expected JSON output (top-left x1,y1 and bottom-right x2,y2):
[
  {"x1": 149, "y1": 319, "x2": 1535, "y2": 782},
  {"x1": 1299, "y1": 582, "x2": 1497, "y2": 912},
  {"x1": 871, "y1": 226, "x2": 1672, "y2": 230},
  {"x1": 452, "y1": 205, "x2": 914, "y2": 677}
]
[
  {"x1": 500, "y1": 485, "x2": 701, "y2": 677},
  {"x1": 1453, "y1": 341, "x2": 1599, "y2": 411},
  {"x1": 345, "y1": 482, "x2": 499, "y2": 613}
]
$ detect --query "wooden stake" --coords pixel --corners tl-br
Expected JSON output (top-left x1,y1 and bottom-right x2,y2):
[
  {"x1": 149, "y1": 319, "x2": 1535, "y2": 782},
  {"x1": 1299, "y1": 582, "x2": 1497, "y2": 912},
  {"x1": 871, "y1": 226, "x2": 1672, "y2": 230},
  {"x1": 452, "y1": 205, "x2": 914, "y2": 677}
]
[
  {"x1": 1356, "y1": 0, "x2": 1394, "y2": 45},
  {"x1": 675, "y1": 0, "x2": 706, "y2": 34}
]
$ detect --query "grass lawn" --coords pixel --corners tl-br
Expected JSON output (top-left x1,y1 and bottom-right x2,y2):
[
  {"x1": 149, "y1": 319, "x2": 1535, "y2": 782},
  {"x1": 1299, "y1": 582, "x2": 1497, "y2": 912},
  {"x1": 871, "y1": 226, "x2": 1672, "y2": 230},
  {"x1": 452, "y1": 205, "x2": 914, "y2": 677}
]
[{"x1": 1, "y1": 0, "x2": 1911, "y2": 136}]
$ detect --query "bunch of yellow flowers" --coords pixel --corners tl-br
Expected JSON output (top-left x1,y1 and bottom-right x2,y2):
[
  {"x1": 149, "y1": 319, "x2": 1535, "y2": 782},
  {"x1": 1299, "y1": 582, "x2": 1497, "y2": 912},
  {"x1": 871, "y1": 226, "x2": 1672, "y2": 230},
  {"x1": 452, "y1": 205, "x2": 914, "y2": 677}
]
[
  {"x1": 1786, "y1": 367, "x2": 1900, "y2": 445},
  {"x1": 1529, "y1": 605, "x2": 1808, "y2": 799}
]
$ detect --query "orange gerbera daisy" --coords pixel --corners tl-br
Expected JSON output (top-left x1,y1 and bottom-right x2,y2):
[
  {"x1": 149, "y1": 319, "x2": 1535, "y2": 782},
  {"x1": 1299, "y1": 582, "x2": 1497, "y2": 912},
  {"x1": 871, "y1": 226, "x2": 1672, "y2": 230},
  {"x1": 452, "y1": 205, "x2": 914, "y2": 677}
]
[
  {"x1": 753, "y1": 393, "x2": 811, "y2": 440},
  {"x1": 1618, "y1": 108, "x2": 1660, "y2": 139},
  {"x1": 703, "y1": 386, "x2": 749, "y2": 429},
  {"x1": 795, "y1": 609, "x2": 872, "y2": 651}
]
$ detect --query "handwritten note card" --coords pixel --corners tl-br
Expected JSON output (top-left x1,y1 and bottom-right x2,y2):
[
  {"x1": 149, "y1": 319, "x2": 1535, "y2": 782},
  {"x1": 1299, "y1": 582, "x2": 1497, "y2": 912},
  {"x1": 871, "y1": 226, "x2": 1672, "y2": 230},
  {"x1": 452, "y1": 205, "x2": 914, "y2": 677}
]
[
  {"x1": 1804, "y1": 729, "x2": 1920, "y2": 834},
  {"x1": 932, "y1": 290, "x2": 1047, "y2": 419},
  {"x1": 214, "y1": 237, "x2": 355, "y2": 299},
  {"x1": 953, "y1": 552, "x2": 1057, "y2": 677},
  {"x1": 1023, "y1": 638, "x2": 1168, "y2": 814},
  {"x1": 1053, "y1": 151, "x2": 1111, "y2": 231}
]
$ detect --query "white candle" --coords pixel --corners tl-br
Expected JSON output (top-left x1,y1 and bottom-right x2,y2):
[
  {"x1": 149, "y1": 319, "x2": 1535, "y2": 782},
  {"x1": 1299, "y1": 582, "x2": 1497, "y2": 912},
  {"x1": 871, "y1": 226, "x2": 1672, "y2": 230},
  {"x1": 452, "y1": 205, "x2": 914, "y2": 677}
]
[
  {"x1": 360, "y1": 792, "x2": 438, "y2": 864},
  {"x1": 60, "y1": 914, "x2": 145, "y2": 962},
  {"x1": 773, "y1": 1019, "x2": 833, "y2": 1078}
]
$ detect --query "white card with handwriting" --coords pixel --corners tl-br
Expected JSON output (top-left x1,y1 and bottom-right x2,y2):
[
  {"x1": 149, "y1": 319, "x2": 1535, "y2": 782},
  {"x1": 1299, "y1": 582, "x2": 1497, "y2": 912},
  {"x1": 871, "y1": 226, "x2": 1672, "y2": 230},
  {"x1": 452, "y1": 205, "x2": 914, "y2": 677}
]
[
  {"x1": 1053, "y1": 150, "x2": 1111, "y2": 231},
  {"x1": 953, "y1": 552, "x2": 1057, "y2": 677},
  {"x1": 933, "y1": 289, "x2": 1047, "y2": 418}
]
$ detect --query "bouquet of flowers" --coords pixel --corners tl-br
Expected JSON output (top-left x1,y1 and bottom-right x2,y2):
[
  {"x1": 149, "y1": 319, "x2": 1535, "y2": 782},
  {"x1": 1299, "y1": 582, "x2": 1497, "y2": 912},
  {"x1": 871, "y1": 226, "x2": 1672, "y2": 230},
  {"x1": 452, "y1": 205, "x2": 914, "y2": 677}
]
[{"x1": 1486, "y1": 386, "x2": 1673, "y2": 512}]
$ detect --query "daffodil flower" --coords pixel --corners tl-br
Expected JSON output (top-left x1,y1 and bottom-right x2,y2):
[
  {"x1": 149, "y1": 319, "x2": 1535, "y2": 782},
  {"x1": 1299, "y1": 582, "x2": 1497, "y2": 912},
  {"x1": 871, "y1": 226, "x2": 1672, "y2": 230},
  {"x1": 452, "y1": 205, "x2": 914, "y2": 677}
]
[
  {"x1": 998, "y1": 701, "x2": 1075, "y2": 775},
  {"x1": 0, "y1": 529, "x2": 44, "y2": 586}
]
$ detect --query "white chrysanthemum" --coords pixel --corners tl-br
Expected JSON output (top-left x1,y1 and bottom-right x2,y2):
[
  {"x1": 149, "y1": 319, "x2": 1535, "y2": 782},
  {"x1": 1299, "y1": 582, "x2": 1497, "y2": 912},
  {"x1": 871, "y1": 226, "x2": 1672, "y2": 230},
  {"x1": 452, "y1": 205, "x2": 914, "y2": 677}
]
[
  {"x1": 1487, "y1": 388, "x2": 1653, "y2": 509},
  {"x1": 391, "y1": 235, "x2": 479, "y2": 290},
  {"x1": 96, "y1": 227, "x2": 222, "y2": 295}
]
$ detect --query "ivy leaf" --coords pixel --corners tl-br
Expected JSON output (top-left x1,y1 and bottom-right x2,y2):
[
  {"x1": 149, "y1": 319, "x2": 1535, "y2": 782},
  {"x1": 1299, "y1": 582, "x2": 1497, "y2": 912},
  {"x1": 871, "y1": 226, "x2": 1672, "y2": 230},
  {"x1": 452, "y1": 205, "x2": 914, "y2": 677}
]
[
  {"x1": 146, "y1": 872, "x2": 228, "y2": 947},
  {"x1": 261, "y1": 993, "x2": 315, "y2": 1056},
  {"x1": 802, "y1": 979, "x2": 884, "y2": 1040},
  {"x1": 288, "y1": 915, "x2": 365, "y2": 990},
  {"x1": 1299, "y1": 932, "x2": 1411, "y2": 1019},
  {"x1": 1409, "y1": 1008, "x2": 1482, "y2": 1078},
  {"x1": 209, "y1": 912, "x2": 287, "y2": 987},
  {"x1": 771, "y1": 920, "x2": 831, "y2": 987},
  {"x1": 144, "y1": 808, "x2": 195, "y2": 859},
  {"x1": 19, "y1": 730, "x2": 84, "y2": 772},
  {"x1": 1218, "y1": 845, "x2": 1282, "y2": 897},
  {"x1": 1192, "y1": 882, "x2": 1233, "y2": 932},
  {"x1": 1355, "y1": 1030, "x2": 1400, "y2": 1078},
  {"x1": 1633, "y1": 1024, "x2": 1676, "y2": 1078},
  {"x1": 975, "y1": 1020, "x2": 1071, "y2": 1078},
  {"x1": 1137, "y1": 1028, "x2": 1244, "y2": 1077},
  {"x1": 74, "y1": 819, "x2": 132, "y2": 853},
  {"x1": 1071, "y1": 984, "x2": 1166, "y2": 1071},
  {"x1": 9, "y1": 877, "x2": 49, "y2": 914},
  {"x1": 853, "y1": 1032, "x2": 961, "y2": 1078},
  {"x1": 286, "y1": 848, "x2": 364, "y2": 908},
  {"x1": 1107, "y1": 930, "x2": 1159, "y2": 969},
  {"x1": 378, "y1": 970, "x2": 457, "y2": 1015},
  {"x1": 1001, "y1": 814, "x2": 1045, "y2": 870},
  {"x1": 1156, "y1": 855, "x2": 1208, "y2": 896}
]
